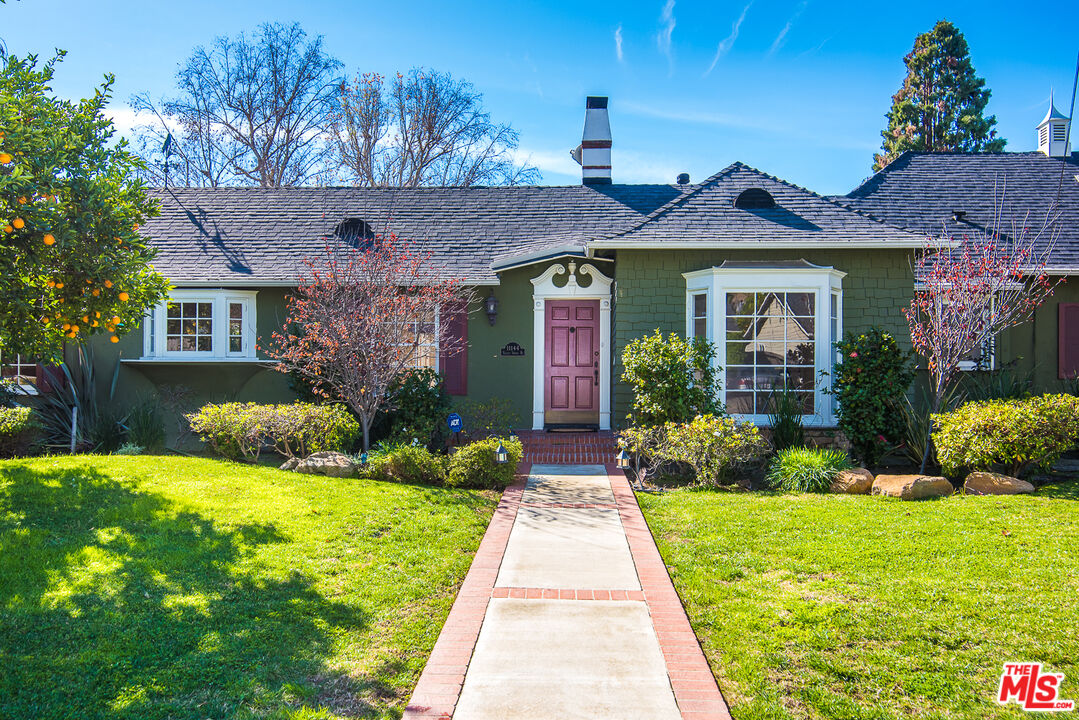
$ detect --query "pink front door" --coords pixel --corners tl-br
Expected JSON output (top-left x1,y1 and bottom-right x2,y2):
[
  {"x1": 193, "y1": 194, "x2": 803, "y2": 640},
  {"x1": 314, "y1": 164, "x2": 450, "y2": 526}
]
[{"x1": 545, "y1": 300, "x2": 600, "y2": 425}]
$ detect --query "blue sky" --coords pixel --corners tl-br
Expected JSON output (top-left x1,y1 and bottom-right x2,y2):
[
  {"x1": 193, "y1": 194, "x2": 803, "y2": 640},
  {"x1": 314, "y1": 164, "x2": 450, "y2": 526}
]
[{"x1": 4, "y1": 0, "x2": 1077, "y2": 194}]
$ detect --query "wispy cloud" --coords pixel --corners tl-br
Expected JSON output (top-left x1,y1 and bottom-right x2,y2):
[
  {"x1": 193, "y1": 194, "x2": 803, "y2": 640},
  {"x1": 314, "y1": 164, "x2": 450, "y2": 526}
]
[
  {"x1": 704, "y1": 2, "x2": 752, "y2": 77},
  {"x1": 656, "y1": 0, "x2": 676, "y2": 71},
  {"x1": 768, "y1": 0, "x2": 808, "y2": 56},
  {"x1": 615, "y1": 24, "x2": 624, "y2": 62}
]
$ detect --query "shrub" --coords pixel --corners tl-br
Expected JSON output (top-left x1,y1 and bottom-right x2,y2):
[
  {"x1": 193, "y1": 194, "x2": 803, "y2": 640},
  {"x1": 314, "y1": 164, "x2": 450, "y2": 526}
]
[
  {"x1": 621, "y1": 330, "x2": 721, "y2": 425},
  {"x1": 125, "y1": 401, "x2": 166, "y2": 450},
  {"x1": 114, "y1": 442, "x2": 145, "y2": 456},
  {"x1": 446, "y1": 436, "x2": 523, "y2": 489},
  {"x1": 383, "y1": 369, "x2": 451, "y2": 448},
  {"x1": 0, "y1": 406, "x2": 39, "y2": 457},
  {"x1": 187, "y1": 402, "x2": 360, "y2": 462},
  {"x1": 456, "y1": 396, "x2": 519, "y2": 440},
  {"x1": 364, "y1": 443, "x2": 447, "y2": 485},
  {"x1": 767, "y1": 387, "x2": 805, "y2": 451},
  {"x1": 832, "y1": 328, "x2": 915, "y2": 465},
  {"x1": 933, "y1": 394, "x2": 1079, "y2": 477},
  {"x1": 766, "y1": 447, "x2": 853, "y2": 493},
  {"x1": 622, "y1": 415, "x2": 768, "y2": 487}
]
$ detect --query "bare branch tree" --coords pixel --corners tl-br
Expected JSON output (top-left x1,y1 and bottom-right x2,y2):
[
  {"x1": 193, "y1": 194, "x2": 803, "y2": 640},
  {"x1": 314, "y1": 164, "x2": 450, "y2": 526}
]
[
  {"x1": 131, "y1": 22, "x2": 342, "y2": 187},
  {"x1": 905, "y1": 190, "x2": 1064, "y2": 470},
  {"x1": 327, "y1": 69, "x2": 538, "y2": 187},
  {"x1": 267, "y1": 234, "x2": 473, "y2": 450}
]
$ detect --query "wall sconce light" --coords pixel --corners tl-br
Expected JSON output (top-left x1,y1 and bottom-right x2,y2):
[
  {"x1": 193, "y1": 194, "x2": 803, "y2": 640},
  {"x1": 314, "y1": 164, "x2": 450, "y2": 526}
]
[
  {"x1": 615, "y1": 448, "x2": 631, "y2": 470},
  {"x1": 485, "y1": 294, "x2": 499, "y2": 326}
]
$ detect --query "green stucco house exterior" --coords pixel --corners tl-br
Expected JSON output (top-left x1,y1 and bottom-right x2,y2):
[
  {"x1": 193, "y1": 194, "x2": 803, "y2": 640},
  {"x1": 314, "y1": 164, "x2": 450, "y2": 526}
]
[{"x1": 72, "y1": 96, "x2": 1079, "y2": 436}]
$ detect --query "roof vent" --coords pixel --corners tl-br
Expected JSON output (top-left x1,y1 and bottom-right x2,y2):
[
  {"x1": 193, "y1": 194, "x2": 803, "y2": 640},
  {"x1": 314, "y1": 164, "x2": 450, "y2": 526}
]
[
  {"x1": 952, "y1": 210, "x2": 967, "y2": 223},
  {"x1": 333, "y1": 218, "x2": 376, "y2": 248},
  {"x1": 676, "y1": 172, "x2": 690, "y2": 185},
  {"x1": 734, "y1": 188, "x2": 776, "y2": 209}
]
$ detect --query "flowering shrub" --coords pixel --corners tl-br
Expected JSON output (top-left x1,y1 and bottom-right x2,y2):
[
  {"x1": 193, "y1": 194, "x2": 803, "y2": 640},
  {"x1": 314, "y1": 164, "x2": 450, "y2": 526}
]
[
  {"x1": 383, "y1": 369, "x2": 451, "y2": 448},
  {"x1": 621, "y1": 415, "x2": 768, "y2": 487},
  {"x1": 187, "y1": 402, "x2": 360, "y2": 461},
  {"x1": 933, "y1": 394, "x2": 1079, "y2": 476},
  {"x1": 766, "y1": 447, "x2": 853, "y2": 493},
  {"x1": 621, "y1": 330, "x2": 721, "y2": 425},
  {"x1": 0, "y1": 406, "x2": 39, "y2": 457},
  {"x1": 446, "y1": 436, "x2": 523, "y2": 489},
  {"x1": 831, "y1": 328, "x2": 914, "y2": 465}
]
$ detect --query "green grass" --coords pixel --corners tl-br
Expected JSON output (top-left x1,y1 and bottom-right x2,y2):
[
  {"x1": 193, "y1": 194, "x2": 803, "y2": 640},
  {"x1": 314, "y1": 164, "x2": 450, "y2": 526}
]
[
  {"x1": 637, "y1": 482, "x2": 1079, "y2": 720},
  {"x1": 0, "y1": 455, "x2": 497, "y2": 720}
]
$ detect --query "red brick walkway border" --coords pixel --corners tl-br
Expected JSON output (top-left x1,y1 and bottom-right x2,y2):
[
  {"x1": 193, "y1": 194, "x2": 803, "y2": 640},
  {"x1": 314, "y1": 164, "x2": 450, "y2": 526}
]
[{"x1": 401, "y1": 461, "x2": 732, "y2": 720}]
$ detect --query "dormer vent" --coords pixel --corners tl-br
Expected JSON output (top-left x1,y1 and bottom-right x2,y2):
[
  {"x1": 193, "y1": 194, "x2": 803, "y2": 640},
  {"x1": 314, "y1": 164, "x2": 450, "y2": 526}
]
[
  {"x1": 734, "y1": 188, "x2": 776, "y2": 209},
  {"x1": 333, "y1": 218, "x2": 376, "y2": 248},
  {"x1": 1037, "y1": 92, "x2": 1071, "y2": 158}
]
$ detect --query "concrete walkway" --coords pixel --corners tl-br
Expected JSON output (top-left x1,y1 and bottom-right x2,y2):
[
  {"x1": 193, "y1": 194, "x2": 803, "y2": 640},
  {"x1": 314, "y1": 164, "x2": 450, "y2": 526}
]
[{"x1": 403, "y1": 463, "x2": 732, "y2": 720}]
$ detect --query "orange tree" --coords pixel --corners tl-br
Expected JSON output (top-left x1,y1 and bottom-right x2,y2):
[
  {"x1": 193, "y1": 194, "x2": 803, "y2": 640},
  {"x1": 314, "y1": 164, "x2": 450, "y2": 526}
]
[{"x1": 0, "y1": 52, "x2": 168, "y2": 362}]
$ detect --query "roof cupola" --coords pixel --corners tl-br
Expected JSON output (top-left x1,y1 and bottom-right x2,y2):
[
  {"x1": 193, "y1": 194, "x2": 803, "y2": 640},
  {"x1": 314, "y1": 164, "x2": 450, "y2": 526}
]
[{"x1": 1037, "y1": 91, "x2": 1071, "y2": 158}]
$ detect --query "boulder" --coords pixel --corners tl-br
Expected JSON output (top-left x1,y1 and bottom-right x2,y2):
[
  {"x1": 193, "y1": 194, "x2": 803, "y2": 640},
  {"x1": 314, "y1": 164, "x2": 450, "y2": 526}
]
[
  {"x1": 964, "y1": 471, "x2": 1034, "y2": 496},
  {"x1": 830, "y1": 468, "x2": 874, "y2": 494},
  {"x1": 293, "y1": 451, "x2": 357, "y2": 478},
  {"x1": 871, "y1": 474, "x2": 953, "y2": 500},
  {"x1": 279, "y1": 457, "x2": 300, "y2": 471}
]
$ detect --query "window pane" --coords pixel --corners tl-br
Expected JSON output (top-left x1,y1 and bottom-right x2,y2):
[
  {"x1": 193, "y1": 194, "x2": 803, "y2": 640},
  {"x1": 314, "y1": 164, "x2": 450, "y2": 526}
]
[
  {"x1": 830, "y1": 293, "x2": 838, "y2": 318},
  {"x1": 181, "y1": 336, "x2": 196, "y2": 351},
  {"x1": 795, "y1": 392, "x2": 815, "y2": 414},
  {"x1": 787, "y1": 342, "x2": 814, "y2": 365},
  {"x1": 229, "y1": 303, "x2": 243, "y2": 319},
  {"x1": 726, "y1": 367, "x2": 754, "y2": 392},
  {"x1": 788, "y1": 292, "x2": 815, "y2": 316},
  {"x1": 693, "y1": 318, "x2": 707, "y2": 338},
  {"x1": 787, "y1": 367, "x2": 815, "y2": 390},
  {"x1": 229, "y1": 337, "x2": 242, "y2": 353},
  {"x1": 167, "y1": 303, "x2": 180, "y2": 318},
  {"x1": 182, "y1": 303, "x2": 195, "y2": 318},
  {"x1": 726, "y1": 391, "x2": 754, "y2": 414},
  {"x1": 198, "y1": 303, "x2": 212, "y2": 318},
  {"x1": 167, "y1": 319, "x2": 181, "y2": 334},
  {"x1": 693, "y1": 293, "x2": 707, "y2": 317},
  {"x1": 793, "y1": 316, "x2": 815, "y2": 338},
  {"x1": 726, "y1": 293, "x2": 753, "y2": 315},
  {"x1": 167, "y1": 336, "x2": 180, "y2": 351},
  {"x1": 196, "y1": 319, "x2": 212, "y2": 335},
  {"x1": 197, "y1": 336, "x2": 212, "y2": 352}
]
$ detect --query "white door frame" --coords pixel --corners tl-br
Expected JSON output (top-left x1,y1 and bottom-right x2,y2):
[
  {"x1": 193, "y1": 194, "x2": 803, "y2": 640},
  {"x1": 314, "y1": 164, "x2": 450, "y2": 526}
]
[{"x1": 531, "y1": 262, "x2": 613, "y2": 430}]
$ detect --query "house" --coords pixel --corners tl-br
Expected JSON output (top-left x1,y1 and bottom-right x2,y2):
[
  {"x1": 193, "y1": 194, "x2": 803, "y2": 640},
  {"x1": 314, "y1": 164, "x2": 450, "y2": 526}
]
[{"x1": 49, "y1": 95, "x2": 1079, "y2": 436}]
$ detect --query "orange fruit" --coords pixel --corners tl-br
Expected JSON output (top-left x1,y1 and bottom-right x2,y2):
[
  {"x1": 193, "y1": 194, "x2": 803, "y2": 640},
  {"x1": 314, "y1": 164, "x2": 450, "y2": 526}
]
[
  {"x1": 110, "y1": 335, "x2": 119, "y2": 343},
  {"x1": 12, "y1": 218, "x2": 24, "y2": 229},
  {"x1": 91, "y1": 320, "x2": 98, "y2": 327},
  {"x1": 82, "y1": 315, "x2": 89, "y2": 323},
  {"x1": 0, "y1": 153, "x2": 12, "y2": 164},
  {"x1": 43, "y1": 234, "x2": 55, "y2": 245},
  {"x1": 62, "y1": 323, "x2": 70, "y2": 330},
  {"x1": 70, "y1": 325, "x2": 79, "y2": 332},
  {"x1": 17, "y1": 196, "x2": 27, "y2": 205},
  {"x1": 94, "y1": 311, "x2": 101, "y2": 318},
  {"x1": 118, "y1": 292, "x2": 129, "y2": 302},
  {"x1": 55, "y1": 281, "x2": 64, "y2": 289},
  {"x1": 92, "y1": 289, "x2": 100, "y2": 297},
  {"x1": 111, "y1": 316, "x2": 121, "y2": 324},
  {"x1": 133, "y1": 223, "x2": 139, "y2": 231},
  {"x1": 47, "y1": 280, "x2": 55, "y2": 287},
  {"x1": 103, "y1": 280, "x2": 112, "y2": 288},
  {"x1": 3, "y1": 226, "x2": 11, "y2": 233}
]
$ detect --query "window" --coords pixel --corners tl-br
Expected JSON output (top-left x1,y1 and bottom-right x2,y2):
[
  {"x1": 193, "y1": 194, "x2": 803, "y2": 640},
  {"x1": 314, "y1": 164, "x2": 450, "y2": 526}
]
[
  {"x1": 724, "y1": 292, "x2": 816, "y2": 415},
  {"x1": 689, "y1": 292, "x2": 708, "y2": 338},
  {"x1": 405, "y1": 309, "x2": 439, "y2": 371},
  {"x1": 734, "y1": 188, "x2": 776, "y2": 209},
  {"x1": 1, "y1": 354, "x2": 39, "y2": 393},
  {"x1": 143, "y1": 290, "x2": 257, "y2": 360},
  {"x1": 684, "y1": 261, "x2": 845, "y2": 426}
]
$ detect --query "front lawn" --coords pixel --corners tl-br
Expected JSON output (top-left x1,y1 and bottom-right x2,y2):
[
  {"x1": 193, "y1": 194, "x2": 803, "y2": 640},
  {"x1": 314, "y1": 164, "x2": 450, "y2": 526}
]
[
  {"x1": 638, "y1": 483, "x2": 1079, "y2": 719},
  {"x1": 0, "y1": 455, "x2": 497, "y2": 719}
]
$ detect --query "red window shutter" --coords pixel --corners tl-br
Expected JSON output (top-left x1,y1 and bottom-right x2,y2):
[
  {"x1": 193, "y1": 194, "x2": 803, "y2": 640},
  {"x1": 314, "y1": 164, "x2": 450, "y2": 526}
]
[
  {"x1": 1059, "y1": 303, "x2": 1079, "y2": 378},
  {"x1": 35, "y1": 364, "x2": 62, "y2": 394},
  {"x1": 440, "y1": 304, "x2": 468, "y2": 395}
]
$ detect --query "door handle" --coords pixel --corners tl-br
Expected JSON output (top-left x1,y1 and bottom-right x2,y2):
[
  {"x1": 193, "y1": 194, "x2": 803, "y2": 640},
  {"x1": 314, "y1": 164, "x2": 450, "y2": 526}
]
[{"x1": 594, "y1": 368, "x2": 599, "y2": 386}]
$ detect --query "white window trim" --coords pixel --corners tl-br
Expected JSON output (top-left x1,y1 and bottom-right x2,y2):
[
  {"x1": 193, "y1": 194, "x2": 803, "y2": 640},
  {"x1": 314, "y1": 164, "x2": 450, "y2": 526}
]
[
  {"x1": 915, "y1": 285, "x2": 997, "y2": 372},
  {"x1": 142, "y1": 289, "x2": 258, "y2": 360},
  {"x1": 0, "y1": 353, "x2": 40, "y2": 396},
  {"x1": 683, "y1": 264, "x2": 845, "y2": 427}
]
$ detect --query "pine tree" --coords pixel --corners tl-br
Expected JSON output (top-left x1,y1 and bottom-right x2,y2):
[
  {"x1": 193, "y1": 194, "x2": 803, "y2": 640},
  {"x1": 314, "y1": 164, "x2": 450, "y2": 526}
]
[{"x1": 874, "y1": 20, "x2": 1005, "y2": 171}]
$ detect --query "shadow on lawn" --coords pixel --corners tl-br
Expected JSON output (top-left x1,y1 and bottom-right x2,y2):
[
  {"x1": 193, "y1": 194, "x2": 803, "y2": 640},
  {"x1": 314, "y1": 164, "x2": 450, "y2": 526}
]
[
  {"x1": 1037, "y1": 479, "x2": 1079, "y2": 500},
  {"x1": 0, "y1": 463, "x2": 392, "y2": 719}
]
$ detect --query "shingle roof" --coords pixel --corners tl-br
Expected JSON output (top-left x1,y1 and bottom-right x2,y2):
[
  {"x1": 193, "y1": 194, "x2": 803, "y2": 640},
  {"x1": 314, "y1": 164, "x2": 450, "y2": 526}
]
[
  {"x1": 587, "y1": 162, "x2": 927, "y2": 248},
  {"x1": 145, "y1": 184, "x2": 683, "y2": 285},
  {"x1": 839, "y1": 151, "x2": 1079, "y2": 269}
]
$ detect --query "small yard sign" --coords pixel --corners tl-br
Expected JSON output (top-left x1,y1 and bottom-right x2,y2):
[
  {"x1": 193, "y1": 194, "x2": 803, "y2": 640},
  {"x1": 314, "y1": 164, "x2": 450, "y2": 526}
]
[{"x1": 447, "y1": 412, "x2": 463, "y2": 432}]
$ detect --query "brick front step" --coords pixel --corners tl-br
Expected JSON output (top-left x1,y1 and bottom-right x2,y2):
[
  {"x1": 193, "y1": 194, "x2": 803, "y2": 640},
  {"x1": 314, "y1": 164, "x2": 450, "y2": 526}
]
[{"x1": 515, "y1": 429, "x2": 618, "y2": 466}]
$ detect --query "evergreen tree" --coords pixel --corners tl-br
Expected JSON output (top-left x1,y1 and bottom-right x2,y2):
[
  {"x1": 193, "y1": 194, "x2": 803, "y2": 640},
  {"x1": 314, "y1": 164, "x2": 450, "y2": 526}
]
[{"x1": 874, "y1": 20, "x2": 1005, "y2": 171}]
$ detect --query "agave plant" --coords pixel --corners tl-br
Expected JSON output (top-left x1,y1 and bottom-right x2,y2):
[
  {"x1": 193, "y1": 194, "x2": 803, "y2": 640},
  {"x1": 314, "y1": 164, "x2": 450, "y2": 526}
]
[{"x1": 30, "y1": 345, "x2": 125, "y2": 453}]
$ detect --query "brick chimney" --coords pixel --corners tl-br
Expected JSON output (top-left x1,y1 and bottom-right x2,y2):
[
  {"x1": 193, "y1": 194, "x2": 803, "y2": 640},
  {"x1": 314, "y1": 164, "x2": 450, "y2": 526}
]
[{"x1": 571, "y1": 96, "x2": 612, "y2": 185}]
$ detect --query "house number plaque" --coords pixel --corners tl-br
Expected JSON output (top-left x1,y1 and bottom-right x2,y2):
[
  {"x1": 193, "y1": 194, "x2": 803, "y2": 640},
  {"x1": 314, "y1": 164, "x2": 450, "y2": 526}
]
[{"x1": 500, "y1": 342, "x2": 526, "y2": 357}]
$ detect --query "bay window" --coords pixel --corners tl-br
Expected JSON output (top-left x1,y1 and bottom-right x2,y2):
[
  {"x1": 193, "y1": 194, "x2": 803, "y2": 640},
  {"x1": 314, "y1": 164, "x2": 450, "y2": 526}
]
[
  {"x1": 142, "y1": 290, "x2": 258, "y2": 360},
  {"x1": 684, "y1": 261, "x2": 845, "y2": 426}
]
